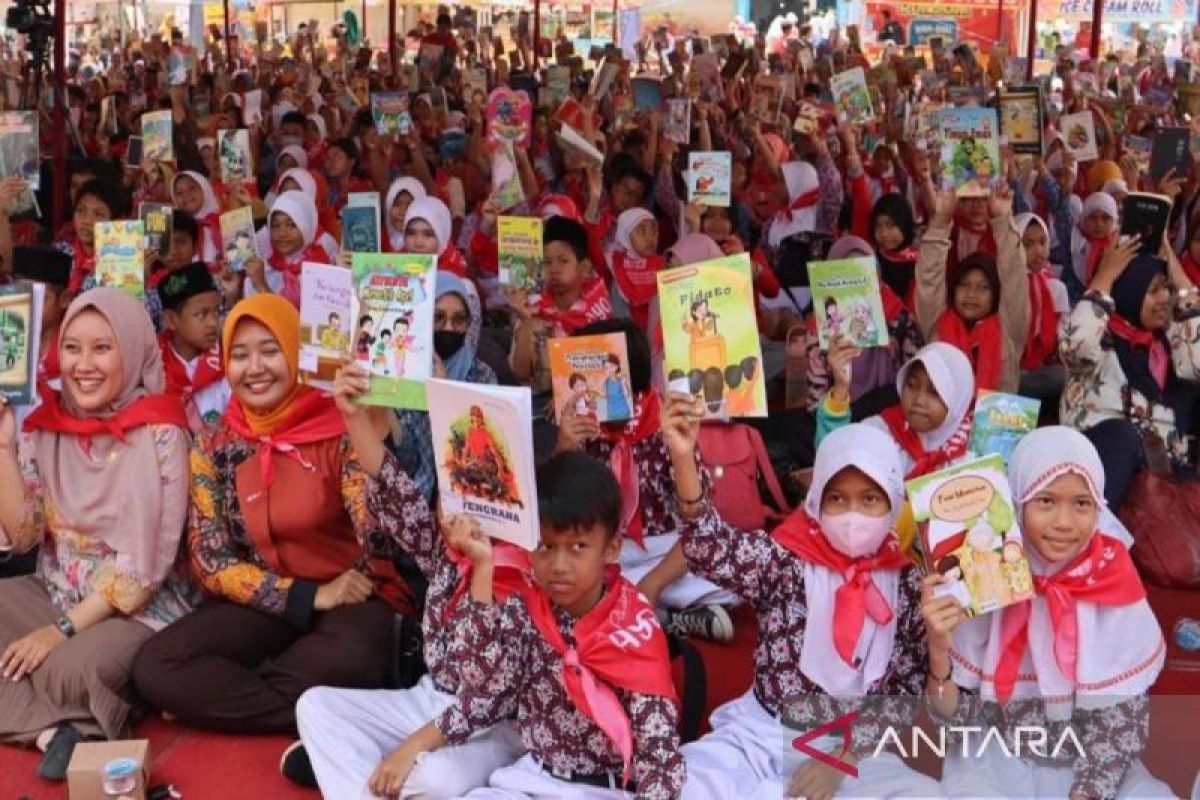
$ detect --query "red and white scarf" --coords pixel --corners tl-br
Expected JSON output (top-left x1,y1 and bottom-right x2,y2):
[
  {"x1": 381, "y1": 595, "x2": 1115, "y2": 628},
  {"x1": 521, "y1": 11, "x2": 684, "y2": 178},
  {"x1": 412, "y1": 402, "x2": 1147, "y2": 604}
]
[
  {"x1": 598, "y1": 392, "x2": 661, "y2": 548},
  {"x1": 531, "y1": 279, "x2": 613, "y2": 337}
]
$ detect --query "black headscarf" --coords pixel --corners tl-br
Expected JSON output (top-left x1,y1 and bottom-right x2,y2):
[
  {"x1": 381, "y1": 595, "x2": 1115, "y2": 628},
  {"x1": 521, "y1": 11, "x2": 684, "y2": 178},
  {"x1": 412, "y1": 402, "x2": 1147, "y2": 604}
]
[{"x1": 870, "y1": 193, "x2": 917, "y2": 299}]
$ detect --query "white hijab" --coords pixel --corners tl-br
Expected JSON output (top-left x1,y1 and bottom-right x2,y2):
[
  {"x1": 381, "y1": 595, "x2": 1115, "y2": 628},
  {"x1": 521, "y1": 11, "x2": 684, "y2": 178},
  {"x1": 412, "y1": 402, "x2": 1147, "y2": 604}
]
[
  {"x1": 172, "y1": 170, "x2": 219, "y2": 219},
  {"x1": 268, "y1": 190, "x2": 318, "y2": 255},
  {"x1": 767, "y1": 161, "x2": 819, "y2": 248},
  {"x1": 403, "y1": 196, "x2": 452, "y2": 255},
  {"x1": 1069, "y1": 191, "x2": 1119, "y2": 285},
  {"x1": 385, "y1": 177, "x2": 427, "y2": 251},
  {"x1": 799, "y1": 423, "x2": 908, "y2": 696},
  {"x1": 951, "y1": 427, "x2": 1165, "y2": 719},
  {"x1": 614, "y1": 207, "x2": 655, "y2": 255}
]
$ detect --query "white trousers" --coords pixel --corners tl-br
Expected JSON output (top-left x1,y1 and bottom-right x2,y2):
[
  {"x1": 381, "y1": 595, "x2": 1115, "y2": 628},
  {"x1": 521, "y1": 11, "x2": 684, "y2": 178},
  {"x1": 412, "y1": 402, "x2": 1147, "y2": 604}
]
[
  {"x1": 296, "y1": 675, "x2": 525, "y2": 800},
  {"x1": 941, "y1": 749, "x2": 1173, "y2": 799},
  {"x1": 680, "y1": 689, "x2": 942, "y2": 800},
  {"x1": 462, "y1": 753, "x2": 633, "y2": 799},
  {"x1": 620, "y1": 532, "x2": 741, "y2": 610}
]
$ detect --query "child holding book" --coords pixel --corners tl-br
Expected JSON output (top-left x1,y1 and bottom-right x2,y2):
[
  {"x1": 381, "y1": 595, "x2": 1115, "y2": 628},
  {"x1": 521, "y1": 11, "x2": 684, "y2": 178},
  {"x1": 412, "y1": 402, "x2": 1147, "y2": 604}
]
[
  {"x1": 402, "y1": 197, "x2": 468, "y2": 277},
  {"x1": 171, "y1": 172, "x2": 223, "y2": 266},
  {"x1": 1016, "y1": 213, "x2": 1071, "y2": 401},
  {"x1": 1067, "y1": 191, "x2": 1119, "y2": 302},
  {"x1": 157, "y1": 262, "x2": 230, "y2": 433},
  {"x1": 383, "y1": 177, "x2": 427, "y2": 252},
  {"x1": 667, "y1": 409, "x2": 937, "y2": 799},
  {"x1": 364, "y1": 452, "x2": 685, "y2": 799},
  {"x1": 916, "y1": 183, "x2": 1029, "y2": 392},
  {"x1": 243, "y1": 191, "x2": 330, "y2": 308},
  {"x1": 923, "y1": 426, "x2": 1170, "y2": 799}
]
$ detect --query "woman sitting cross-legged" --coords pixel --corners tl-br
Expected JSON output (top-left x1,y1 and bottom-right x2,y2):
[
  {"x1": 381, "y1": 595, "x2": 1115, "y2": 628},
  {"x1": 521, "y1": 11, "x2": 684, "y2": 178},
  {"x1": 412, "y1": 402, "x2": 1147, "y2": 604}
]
[
  {"x1": 0, "y1": 289, "x2": 195, "y2": 781},
  {"x1": 133, "y1": 294, "x2": 434, "y2": 734}
]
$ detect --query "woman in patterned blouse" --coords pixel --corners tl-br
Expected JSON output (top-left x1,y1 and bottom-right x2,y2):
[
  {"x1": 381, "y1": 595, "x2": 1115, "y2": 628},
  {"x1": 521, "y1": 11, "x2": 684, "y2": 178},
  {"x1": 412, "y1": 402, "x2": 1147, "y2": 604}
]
[
  {"x1": 923, "y1": 427, "x2": 1170, "y2": 799},
  {"x1": 0, "y1": 289, "x2": 195, "y2": 781}
]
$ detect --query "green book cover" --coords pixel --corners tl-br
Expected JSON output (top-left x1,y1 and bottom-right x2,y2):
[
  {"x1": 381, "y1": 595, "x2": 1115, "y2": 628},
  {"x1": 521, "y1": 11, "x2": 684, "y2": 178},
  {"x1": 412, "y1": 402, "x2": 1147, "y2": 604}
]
[
  {"x1": 350, "y1": 253, "x2": 437, "y2": 410},
  {"x1": 94, "y1": 220, "x2": 145, "y2": 298},
  {"x1": 968, "y1": 390, "x2": 1041, "y2": 467},
  {"x1": 808, "y1": 256, "x2": 890, "y2": 350}
]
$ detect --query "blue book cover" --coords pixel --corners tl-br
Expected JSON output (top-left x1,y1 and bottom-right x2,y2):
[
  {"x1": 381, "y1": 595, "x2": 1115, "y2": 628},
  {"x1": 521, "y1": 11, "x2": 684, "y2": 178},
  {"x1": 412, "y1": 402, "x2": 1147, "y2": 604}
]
[
  {"x1": 969, "y1": 391, "x2": 1041, "y2": 467},
  {"x1": 342, "y1": 205, "x2": 380, "y2": 253}
]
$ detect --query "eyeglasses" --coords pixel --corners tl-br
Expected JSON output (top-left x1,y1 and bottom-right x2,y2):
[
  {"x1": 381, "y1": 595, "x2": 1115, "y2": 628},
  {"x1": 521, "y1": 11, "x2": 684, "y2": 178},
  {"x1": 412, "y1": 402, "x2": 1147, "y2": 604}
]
[{"x1": 434, "y1": 311, "x2": 470, "y2": 329}]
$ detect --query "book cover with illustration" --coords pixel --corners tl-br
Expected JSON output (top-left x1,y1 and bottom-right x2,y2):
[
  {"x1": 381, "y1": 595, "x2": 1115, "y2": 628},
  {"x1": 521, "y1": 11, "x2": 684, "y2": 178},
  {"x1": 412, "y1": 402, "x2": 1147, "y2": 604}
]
[
  {"x1": 0, "y1": 281, "x2": 44, "y2": 405},
  {"x1": 486, "y1": 88, "x2": 532, "y2": 149},
  {"x1": 94, "y1": 220, "x2": 145, "y2": 297},
  {"x1": 938, "y1": 107, "x2": 1000, "y2": 197},
  {"x1": 139, "y1": 202, "x2": 173, "y2": 255},
  {"x1": 350, "y1": 253, "x2": 437, "y2": 410},
  {"x1": 426, "y1": 379, "x2": 538, "y2": 550},
  {"x1": 548, "y1": 332, "x2": 633, "y2": 424},
  {"x1": 657, "y1": 253, "x2": 767, "y2": 418},
  {"x1": 998, "y1": 86, "x2": 1043, "y2": 155},
  {"x1": 1125, "y1": 134, "x2": 1152, "y2": 175},
  {"x1": 370, "y1": 92, "x2": 412, "y2": 136},
  {"x1": 0, "y1": 111, "x2": 39, "y2": 189},
  {"x1": 687, "y1": 151, "x2": 732, "y2": 207},
  {"x1": 906, "y1": 454, "x2": 1035, "y2": 617},
  {"x1": 298, "y1": 262, "x2": 356, "y2": 389},
  {"x1": 664, "y1": 98, "x2": 691, "y2": 145},
  {"x1": 497, "y1": 216, "x2": 543, "y2": 292},
  {"x1": 141, "y1": 109, "x2": 174, "y2": 164},
  {"x1": 220, "y1": 206, "x2": 258, "y2": 272},
  {"x1": 218, "y1": 129, "x2": 253, "y2": 184},
  {"x1": 830, "y1": 67, "x2": 875, "y2": 125},
  {"x1": 341, "y1": 192, "x2": 381, "y2": 253},
  {"x1": 808, "y1": 257, "x2": 890, "y2": 350},
  {"x1": 1060, "y1": 111, "x2": 1098, "y2": 162},
  {"x1": 463, "y1": 68, "x2": 489, "y2": 108},
  {"x1": 968, "y1": 391, "x2": 1040, "y2": 467}
]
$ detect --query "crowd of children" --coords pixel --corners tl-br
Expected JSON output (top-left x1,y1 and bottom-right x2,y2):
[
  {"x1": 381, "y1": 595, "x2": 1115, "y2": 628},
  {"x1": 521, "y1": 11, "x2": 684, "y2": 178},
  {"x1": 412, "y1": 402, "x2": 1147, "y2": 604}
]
[{"x1": 0, "y1": 6, "x2": 1197, "y2": 799}]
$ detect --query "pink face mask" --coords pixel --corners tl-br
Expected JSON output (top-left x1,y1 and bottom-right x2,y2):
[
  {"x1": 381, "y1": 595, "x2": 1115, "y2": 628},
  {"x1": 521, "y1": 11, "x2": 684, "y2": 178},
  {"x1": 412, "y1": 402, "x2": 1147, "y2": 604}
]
[{"x1": 820, "y1": 511, "x2": 892, "y2": 559}]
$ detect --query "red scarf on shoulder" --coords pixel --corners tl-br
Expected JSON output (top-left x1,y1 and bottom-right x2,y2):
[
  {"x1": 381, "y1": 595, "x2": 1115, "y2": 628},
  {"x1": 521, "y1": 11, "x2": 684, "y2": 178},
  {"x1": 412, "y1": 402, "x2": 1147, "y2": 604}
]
[
  {"x1": 599, "y1": 392, "x2": 661, "y2": 548},
  {"x1": 1022, "y1": 268, "x2": 1060, "y2": 370},
  {"x1": 1107, "y1": 314, "x2": 1170, "y2": 391},
  {"x1": 1081, "y1": 232, "x2": 1113, "y2": 284},
  {"x1": 934, "y1": 311, "x2": 1003, "y2": 391},
  {"x1": 609, "y1": 252, "x2": 666, "y2": 329},
  {"x1": 223, "y1": 387, "x2": 347, "y2": 489},
  {"x1": 772, "y1": 511, "x2": 908, "y2": 666},
  {"x1": 24, "y1": 388, "x2": 188, "y2": 438},
  {"x1": 267, "y1": 242, "x2": 329, "y2": 276},
  {"x1": 438, "y1": 245, "x2": 469, "y2": 278},
  {"x1": 879, "y1": 404, "x2": 972, "y2": 479},
  {"x1": 523, "y1": 567, "x2": 677, "y2": 781},
  {"x1": 531, "y1": 279, "x2": 613, "y2": 337},
  {"x1": 994, "y1": 534, "x2": 1145, "y2": 704},
  {"x1": 160, "y1": 335, "x2": 224, "y2": 398},
  {"x1": 444, "y1": 542, "x2": 534, "y2": 619},
  {"x1": 66, "y1": 237, "x2": 97, "y2": 292}
]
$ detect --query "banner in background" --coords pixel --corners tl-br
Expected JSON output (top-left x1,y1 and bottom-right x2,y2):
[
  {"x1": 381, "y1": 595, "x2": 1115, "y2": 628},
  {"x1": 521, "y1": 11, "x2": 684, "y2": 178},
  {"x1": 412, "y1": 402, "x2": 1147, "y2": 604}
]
[
  {"x1": 866, "y1": 0, "x2": 1018, "y2": 49},
  {"x1": 1037, "y1": 0, "x2": 1196, "y2": 22}
]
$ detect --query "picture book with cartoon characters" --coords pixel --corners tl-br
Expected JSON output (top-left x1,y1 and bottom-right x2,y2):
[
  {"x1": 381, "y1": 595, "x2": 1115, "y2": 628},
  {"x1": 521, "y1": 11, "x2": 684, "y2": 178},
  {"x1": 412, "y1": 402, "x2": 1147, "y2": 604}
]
[
  {"x1": 1060, "y1": 110, "x2": 1099, "y2": 163},
  {"x1": 664, "y1": 98, "x2": 692, "y2": 145},
  {"x1": 94, "y1": 221, "x2": 146, "y2": 298},
  {"x1": 687, "y1": 151, "x2": 732, "y2": 208},
  {"x1": 139, "y1": 202, "x2": 173, "y2": 255},
  {"x1": 426, "y1": 379, "x2": 539, "y2": 550},
  {"x1": 808, "y1": 256, "x2": 890, "y2": 350},
  {"x1": 298, "y1": 262, "x2": 356, "y2": 390},
  {"x1": 497, "y1": 216, "x2": 543, "y2": 293},
  {"x1": 968, "y1": 391, "x2": 1041, "y2": 467},
  {"x1": 219, "y1": 206, "x2": 258, "y2": 272},
  {"x1": 997, "y1": 85, "x2": 1043, "y2": 155},
  {"x1": 486, "y1": 88, "x2": 532, "y2": 149},
  {"x1": 830, "y1": 67, "x2": 875, "y2": 125},
  {"x1": 938, "y1": 107, "x2": 1000, "y2": 197},
  {"x1": 657, "y1": 253, "x2": 767, "y2": 418},
  {"x1": 218, "y1": 128, "x2": 253, "y2": 184},
  {"x1": 0, "y1": 281, "x2": 44, "y2": 405},
  {"x1": 907, "y1": 454, "x2": 1035, "y2": 617},
  {"x1": 548, "y1": 332, "x2": 633, "y2": 424},
  {"x1": 141, "y1": 109, "x2": 173, "y2": 164},
  {"x1": 350, "y1": 253, "x2": 437, "y2": 410},
  {"x1": 370, "y1": 92, "x2": 412, "y2": 136},
  {"x1": 0, "y1": 111, "x2": 39, "y2": 189}
]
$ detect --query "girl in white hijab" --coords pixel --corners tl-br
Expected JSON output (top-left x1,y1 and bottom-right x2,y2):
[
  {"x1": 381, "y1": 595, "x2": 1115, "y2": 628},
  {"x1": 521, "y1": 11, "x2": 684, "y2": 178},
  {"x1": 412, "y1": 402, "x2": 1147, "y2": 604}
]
[
  {"x1": 258, "y1": 168, "x2": 340, "y2": 262},
  {"x1": 402, "y1": 196, "x2": 467, "y2": 276},
  {"x1": 245, "y1": 191, "x2": 327, "y2": 307},
  {"x1": 666, "y1": 412, "x2": 940, "y2": 799},
  {"x1": 171, "y1": 171, "x2": 222, "y2": 265},
  {"x1": 924, "y1": 426, "x2": 1169, "y2": 800},
  {"x1": 384, "y1": 177, "x2": 427, "y2": 252}
]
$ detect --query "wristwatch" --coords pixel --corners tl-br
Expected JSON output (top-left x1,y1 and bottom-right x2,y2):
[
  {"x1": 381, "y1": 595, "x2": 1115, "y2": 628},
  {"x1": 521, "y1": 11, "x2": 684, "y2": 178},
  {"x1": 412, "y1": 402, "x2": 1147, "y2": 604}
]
[{"x1": 54, "y1": 615, "x2": 76, "y2": 639}]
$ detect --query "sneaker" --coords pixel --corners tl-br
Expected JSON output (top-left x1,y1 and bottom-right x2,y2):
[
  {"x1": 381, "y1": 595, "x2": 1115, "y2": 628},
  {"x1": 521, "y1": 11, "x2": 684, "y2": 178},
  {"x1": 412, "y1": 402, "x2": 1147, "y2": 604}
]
[
  {"x1": 280, "y1": 740, "x2": 317, "y2": 789},
  {"x1": 37, "y1": 724, "x2": 84, "y2": 782},
  {"x1": 665, "y1": 604, "x2": 735, "y2": 643}
]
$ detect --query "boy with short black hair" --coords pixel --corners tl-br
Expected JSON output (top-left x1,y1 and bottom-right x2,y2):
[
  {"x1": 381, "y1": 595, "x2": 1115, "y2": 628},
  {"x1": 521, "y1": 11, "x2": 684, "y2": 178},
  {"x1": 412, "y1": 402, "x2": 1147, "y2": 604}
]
[
  {"x1": 158, "y1": 261, "x2": 230, "y2": 432},
  {"x1": 365, "y1": 451, "x2": 685, "y2": 799}
]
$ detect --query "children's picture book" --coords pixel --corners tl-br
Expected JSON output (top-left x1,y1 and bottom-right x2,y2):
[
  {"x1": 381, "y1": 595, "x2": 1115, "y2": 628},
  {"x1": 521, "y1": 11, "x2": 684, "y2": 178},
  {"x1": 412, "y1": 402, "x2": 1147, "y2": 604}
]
[
  {"x1": 906, "y1": 454, "x2": 1035, "y2": 617},
  {"x1": 139, "y1": 202, "x2": 173, "y2": 255},
  {"x1": 1059, "y1": 111, "x2": 1098, "y2": 162},
  {"x1": 631, "y1": 75, "x2": 666, "y2": 111},
  {"x1": 497, "y1": 216, "x2": 543, "y2": 292},
  {"x1": 938, "y1": 107, "x2": 1000, "y2": 197},
  {"x1": 425, "y1": 379, "x2": 539, "y2": 550},
  {"x1": 218, "y1": 129, "x2": 253, "y2": 184},
  {"x1": 997, "y1": 86, "x2": 1043, "y2": 155},
  {"x1": 0, "y1": 111, "x2": 39, "y2": 189},
  {"x1": 341, "y1": 192, "x2": 381, "y2": 253},
  {"x1": 1124, "y1": 134, "x2": 1152, "y2": 175},
  {"x1": 219, "y1": 206, "x2": 258, "y2": 272},
  {"x1": 243, "y1": 89, "x2": 263, "y2": 127},
  {"x1": 94, "y1": 220, "x2": 146, "y2": 298},
  {"x1": 657, "y1": 253, "x2": 767, "y2": 418},
  {"x1": 807, "y1": 257, "x2": 890, "y2": 350},
  {"x1": 968, "y1": 391, "x2": 1040, "y2": 467},
  {"x1": 830, "y1": 67, "x2": 875, "y2": 125},
  {"x1": 0, "y1": 281, "x2": 44, "y2": 405},
  {"x1": 687, "y1": 151, "x2": 732, "y2": 208},
  {"x1": 486, "y1": 88, "x2": 532, "y2": 149},
  {"x1": 350, "y1": 253, "x2": 437, "y2": 410},
  {"x1": 490, "y1": 142, "x2": 524, "y2": 212},
  {"x1": 548, "y1": 332, "x2": 634, "y2": 424},
  {"x1": 463, "y1": 68, "x2": 489, "y2": 108},
  {"x1": 141, "y1": 110, "x2": 173, "y2": 164},
  {"x1": 370, "y1": 92, "x2": 412, "y2": 136},
  {"x1": 298, "y1": 262, "x2": 355, "y2": 389},
  {"x1": 1121, "y1": 192, "x2": 1173, "y2": 256},
  {"x1": 1150, "y1": 126, "x2": 1190, "y2": 182},
  {"x1": 664, "y1": 98, "x2": 691, "y2": 145},
  {"x1": 543, "y1": 65, "x2": 571, "y2": 109}
]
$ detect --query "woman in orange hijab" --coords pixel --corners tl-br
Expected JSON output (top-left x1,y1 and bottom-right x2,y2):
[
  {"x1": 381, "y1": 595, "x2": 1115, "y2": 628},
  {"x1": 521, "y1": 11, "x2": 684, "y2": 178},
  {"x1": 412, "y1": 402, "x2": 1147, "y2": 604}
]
[{"x1": 133, "y1": 294, "x2": 435, "y2": 735}]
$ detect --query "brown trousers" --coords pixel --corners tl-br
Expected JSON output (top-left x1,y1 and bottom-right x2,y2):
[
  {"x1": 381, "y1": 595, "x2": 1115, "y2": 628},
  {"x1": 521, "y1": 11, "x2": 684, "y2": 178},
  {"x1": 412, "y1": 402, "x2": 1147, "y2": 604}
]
[{"x1": 132, "y1": 598, "x2": 395, "y2": 734}]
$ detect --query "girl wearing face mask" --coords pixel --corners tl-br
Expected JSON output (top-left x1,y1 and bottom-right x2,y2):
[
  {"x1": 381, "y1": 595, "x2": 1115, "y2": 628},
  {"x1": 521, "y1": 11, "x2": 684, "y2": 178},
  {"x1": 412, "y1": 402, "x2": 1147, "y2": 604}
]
[
  {"x1": 666, "y1": 415, "x2": 940, "y2": 799},
  {"x1": 923, "y1": 427, "x2": 1170, "y2": 800},
  {"x1": 402, "y1": 196, "x2": 467, "y2": 277},
  {"x1": 244, "y1": 191, "x2": 332, "y2": 308}
]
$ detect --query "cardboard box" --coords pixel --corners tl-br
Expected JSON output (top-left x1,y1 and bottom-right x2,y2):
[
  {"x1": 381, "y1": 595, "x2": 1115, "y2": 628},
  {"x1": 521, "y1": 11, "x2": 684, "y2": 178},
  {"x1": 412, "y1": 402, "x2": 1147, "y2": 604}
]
[{"x1": 67, "y1": 739, "x2": 149, "y2": 800}]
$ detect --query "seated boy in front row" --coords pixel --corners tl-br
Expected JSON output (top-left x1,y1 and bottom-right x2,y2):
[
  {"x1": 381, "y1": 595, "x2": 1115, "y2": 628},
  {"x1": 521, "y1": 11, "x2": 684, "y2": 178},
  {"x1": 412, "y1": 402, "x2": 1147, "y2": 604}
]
[{"x1": 372, "y1": 452, "x2": 686, "y2": 799}]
